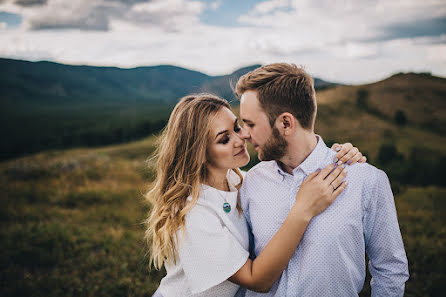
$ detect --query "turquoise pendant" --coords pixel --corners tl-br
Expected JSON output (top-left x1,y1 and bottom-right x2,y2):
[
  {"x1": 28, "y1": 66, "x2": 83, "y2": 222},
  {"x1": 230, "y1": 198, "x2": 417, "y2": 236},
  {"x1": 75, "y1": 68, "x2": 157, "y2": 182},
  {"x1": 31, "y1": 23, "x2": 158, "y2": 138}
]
[{"x1": 223, "y1": 202, "x2": 231, "y2": 213}]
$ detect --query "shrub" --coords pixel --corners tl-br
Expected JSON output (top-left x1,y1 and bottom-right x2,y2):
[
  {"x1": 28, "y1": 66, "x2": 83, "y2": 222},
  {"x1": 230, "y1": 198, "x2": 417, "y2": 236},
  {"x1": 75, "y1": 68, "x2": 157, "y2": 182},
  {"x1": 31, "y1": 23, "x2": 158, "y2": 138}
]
[
  {"x1": 394, "y1": 110, "x2": 408, "y2": 126},
  {"x1": 356, "y1": 89, "x2": 369, "y2": 109}
]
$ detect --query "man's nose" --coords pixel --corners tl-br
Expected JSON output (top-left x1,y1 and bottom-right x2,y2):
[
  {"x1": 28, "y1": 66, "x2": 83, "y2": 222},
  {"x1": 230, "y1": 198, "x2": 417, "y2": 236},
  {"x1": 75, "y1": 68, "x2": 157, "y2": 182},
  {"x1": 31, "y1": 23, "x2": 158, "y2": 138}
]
[{"x1": 239, "y1": 125, "x2": 250, "y2": 139}]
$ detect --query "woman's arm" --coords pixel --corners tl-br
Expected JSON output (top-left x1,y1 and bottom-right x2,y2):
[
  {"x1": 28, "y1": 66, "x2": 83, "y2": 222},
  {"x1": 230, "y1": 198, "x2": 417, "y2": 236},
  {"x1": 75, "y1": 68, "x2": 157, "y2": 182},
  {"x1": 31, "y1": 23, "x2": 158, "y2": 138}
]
[{"x1": 228, "y1": 163, "x2": 347, "y2": 292}]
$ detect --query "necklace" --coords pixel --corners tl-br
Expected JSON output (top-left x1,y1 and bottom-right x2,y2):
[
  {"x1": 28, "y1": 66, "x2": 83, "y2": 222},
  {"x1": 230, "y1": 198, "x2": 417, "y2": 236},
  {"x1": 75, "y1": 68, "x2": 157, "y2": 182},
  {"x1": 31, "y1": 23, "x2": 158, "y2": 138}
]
[
  {"x1": 215, "y1": 180, "x2": 232, "y2": 213},
  {"x1": 223, "y1": 201, "x2": 231, "y2": 213}
]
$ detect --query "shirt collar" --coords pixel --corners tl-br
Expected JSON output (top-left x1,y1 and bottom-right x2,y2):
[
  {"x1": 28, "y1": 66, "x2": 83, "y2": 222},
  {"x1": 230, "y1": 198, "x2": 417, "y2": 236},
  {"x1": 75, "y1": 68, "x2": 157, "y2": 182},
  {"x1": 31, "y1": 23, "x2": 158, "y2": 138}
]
[{"x1": 275, "y1": 135, "x2": 330, "y2": 177}]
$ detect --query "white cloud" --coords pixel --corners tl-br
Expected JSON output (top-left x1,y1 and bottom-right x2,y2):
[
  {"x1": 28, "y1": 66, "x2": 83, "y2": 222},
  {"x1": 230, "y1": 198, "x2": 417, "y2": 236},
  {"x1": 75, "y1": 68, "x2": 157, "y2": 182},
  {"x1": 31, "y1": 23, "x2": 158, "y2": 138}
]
[
  {"x1": 0, "y1": 0, "x2": 444, "y2": 84},
  {"x1": 128, "y1": 0, "x2": 205, "y2": 30},
  {"x1": 427, "y1": 43, "x2": 446, "y2": 62},
  {"x1": 0, "y1": 0, "x2": 206, "y2": 31},
  {"x1": 209, "y1": 0, "x2": 222, "y2": 11},
  {"x1": 331, "y1": 42, "x2": 378, "y2": 59},
  {"x1": 253, "y1": 0, "x2": 291, "y2": 14}
]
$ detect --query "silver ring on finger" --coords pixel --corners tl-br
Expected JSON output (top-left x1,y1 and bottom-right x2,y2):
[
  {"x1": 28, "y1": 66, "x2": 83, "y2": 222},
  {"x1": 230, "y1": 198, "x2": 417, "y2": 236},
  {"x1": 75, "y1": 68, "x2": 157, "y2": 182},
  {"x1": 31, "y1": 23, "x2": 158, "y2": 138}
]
[{"x1": 329, "y1": 183, "x2": 336, "y2": 191}]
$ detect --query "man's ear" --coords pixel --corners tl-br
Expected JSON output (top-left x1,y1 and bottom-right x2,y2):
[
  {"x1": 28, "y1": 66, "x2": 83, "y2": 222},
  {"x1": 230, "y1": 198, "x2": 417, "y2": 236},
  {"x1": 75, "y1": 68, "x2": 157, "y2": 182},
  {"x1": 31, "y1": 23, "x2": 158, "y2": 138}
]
[{"x1": 275, "y1": 112, "x2": 296, "y2": 136}]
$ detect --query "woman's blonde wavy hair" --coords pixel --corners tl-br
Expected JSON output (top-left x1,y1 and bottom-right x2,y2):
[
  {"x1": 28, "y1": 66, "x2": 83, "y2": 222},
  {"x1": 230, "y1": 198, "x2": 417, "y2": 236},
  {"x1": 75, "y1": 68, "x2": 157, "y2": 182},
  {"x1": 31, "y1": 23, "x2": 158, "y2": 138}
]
[{"x1": 145, "y1": 93, "x2": 243, "y2": 270}]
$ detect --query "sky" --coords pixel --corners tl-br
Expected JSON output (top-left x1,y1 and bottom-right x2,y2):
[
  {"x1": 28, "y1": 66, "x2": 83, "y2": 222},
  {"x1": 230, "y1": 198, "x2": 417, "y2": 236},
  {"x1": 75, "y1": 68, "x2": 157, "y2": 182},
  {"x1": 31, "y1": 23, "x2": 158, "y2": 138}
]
[{"x1": 0, "y1": 0, "x2": 445, "y2": 84}]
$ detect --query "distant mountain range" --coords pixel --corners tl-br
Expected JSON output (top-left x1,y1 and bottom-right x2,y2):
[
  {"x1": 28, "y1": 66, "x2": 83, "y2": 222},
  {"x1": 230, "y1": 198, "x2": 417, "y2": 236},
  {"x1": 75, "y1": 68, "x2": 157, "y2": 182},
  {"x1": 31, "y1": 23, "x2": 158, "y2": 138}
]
[
  {"x1": 1, "y1": 57, "x2": 444, "y2": 162},
  {"x1": 0, "y1": 58, "x2": 337, "y2": 107}
]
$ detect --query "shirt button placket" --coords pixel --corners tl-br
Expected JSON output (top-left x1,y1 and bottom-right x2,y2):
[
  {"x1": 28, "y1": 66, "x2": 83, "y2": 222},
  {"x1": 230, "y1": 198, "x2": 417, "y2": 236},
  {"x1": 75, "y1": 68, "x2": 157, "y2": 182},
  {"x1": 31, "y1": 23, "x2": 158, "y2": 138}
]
[{"x1": 289, "y1": 175, "x2": 303, "y2": 210}]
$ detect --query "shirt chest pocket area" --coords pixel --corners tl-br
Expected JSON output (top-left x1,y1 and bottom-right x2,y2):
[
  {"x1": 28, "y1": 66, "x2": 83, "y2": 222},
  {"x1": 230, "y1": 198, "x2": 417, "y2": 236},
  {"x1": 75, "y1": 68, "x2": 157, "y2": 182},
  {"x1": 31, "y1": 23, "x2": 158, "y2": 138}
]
[{"x1": 250, "y1": 198, "x2": 293, "y2": 244}]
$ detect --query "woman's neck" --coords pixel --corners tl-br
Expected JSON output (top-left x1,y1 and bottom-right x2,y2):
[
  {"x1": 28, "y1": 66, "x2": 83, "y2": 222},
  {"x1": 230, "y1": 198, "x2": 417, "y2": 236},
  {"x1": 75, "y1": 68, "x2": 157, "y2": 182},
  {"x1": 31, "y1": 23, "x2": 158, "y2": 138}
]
[{"x1": 206, "y1": 168, "x2": 230, "y2": 192}]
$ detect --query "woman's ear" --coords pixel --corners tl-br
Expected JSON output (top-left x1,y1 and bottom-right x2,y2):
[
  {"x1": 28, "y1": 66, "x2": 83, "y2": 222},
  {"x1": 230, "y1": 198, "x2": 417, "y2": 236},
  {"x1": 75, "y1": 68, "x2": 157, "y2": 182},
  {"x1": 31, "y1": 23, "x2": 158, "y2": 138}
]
[{"x1": 276, "y1": 112, "x2": 296, "y2": 136}]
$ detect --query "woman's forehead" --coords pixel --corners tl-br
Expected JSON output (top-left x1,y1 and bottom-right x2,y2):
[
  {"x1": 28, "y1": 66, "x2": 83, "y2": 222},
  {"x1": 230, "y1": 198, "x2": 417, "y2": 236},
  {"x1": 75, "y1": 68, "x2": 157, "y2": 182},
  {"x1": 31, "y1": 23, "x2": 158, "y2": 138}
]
[{"x1": 210, "y1": 108, "x2": 237, "y2": 132}]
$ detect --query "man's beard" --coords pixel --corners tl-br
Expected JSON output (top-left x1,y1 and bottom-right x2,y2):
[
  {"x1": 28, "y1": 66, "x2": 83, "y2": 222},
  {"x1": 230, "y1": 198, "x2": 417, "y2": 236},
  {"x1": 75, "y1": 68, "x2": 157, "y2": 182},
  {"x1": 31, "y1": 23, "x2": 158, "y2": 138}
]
[{"x1": 258, "y1": 127, "x2": 287, "y2": 161}]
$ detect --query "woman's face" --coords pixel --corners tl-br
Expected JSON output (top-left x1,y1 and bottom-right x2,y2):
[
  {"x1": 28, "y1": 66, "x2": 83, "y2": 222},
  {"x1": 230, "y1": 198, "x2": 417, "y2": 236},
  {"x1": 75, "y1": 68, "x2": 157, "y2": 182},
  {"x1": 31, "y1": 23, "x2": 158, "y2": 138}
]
[{"x1": 207, "y1": 107, "x2": 250, "y2": 171}]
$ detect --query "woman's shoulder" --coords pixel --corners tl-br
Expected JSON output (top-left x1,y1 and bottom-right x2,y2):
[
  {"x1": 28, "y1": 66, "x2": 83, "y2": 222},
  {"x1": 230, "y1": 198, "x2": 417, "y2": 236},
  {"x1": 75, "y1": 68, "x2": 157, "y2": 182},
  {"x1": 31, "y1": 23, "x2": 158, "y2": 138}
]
[
  {"x1": 185, "y1": 193, "x2": 224, "y2": 230},
  {"x1": 184, "y1": 208, "x2": 226, "y2": 241}
]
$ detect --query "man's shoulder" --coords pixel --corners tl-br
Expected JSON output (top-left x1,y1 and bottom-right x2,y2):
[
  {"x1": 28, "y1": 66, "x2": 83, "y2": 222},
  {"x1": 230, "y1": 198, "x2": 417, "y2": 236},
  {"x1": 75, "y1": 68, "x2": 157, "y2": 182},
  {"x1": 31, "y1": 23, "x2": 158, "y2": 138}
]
[{"x1": 346, "y1": 161, "x2": 390, "y2": 190}]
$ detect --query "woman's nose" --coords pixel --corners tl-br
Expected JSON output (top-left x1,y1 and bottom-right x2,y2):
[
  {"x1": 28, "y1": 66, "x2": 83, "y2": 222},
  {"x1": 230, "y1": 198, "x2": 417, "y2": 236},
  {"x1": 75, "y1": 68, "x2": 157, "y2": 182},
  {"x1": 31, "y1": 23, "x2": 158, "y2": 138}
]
[{"x1": 234, "y1": 133, "x2": 245, "y2": 147}]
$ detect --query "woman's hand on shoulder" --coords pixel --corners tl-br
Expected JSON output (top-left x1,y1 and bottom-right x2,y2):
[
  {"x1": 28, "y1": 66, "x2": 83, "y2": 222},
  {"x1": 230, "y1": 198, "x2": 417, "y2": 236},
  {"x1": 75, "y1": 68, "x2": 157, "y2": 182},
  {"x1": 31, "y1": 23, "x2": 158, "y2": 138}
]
[
  {"x1": 331, "y1": 142, "x2": 367, "y2": 166},
  {"x1": 292, "y1": 164, "x2": 347, "y2": 221}
]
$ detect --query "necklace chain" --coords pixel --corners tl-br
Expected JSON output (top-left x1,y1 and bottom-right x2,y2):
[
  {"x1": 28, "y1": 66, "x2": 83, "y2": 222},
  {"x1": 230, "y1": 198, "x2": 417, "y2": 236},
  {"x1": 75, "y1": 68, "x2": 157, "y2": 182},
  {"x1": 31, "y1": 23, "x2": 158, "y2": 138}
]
[{"x1": 215, "y1": 179, "x2": 232, "y2": 213}]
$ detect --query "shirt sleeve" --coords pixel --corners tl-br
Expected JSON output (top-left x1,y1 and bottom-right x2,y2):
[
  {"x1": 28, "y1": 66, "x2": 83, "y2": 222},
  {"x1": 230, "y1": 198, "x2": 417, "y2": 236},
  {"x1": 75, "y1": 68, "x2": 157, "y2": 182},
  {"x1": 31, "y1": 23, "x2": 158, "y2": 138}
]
[
  {"x1": 179, "y1": 205, "x2": 249, "y2": 294},
  {"x1": 363, "y1": 169, "x2": 409, "y2": 297}
]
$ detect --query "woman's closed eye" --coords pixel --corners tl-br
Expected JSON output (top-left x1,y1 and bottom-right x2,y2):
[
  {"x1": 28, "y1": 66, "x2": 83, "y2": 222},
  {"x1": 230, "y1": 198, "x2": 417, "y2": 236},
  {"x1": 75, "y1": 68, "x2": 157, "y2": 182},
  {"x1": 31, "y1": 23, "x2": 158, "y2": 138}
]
[
  {"x1": 218, "y1": 122, "x2": 242, "y2": 144},
  {"x1": 220, "y1": 135, "x2": 230, "y2": 144}
]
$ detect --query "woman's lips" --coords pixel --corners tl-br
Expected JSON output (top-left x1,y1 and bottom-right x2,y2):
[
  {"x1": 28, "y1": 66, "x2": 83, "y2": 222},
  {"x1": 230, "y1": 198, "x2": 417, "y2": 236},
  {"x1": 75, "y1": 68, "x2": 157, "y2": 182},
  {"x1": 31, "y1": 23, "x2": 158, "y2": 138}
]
[{"x1": 235, "y1": 147, "x2": 246, "y2": 156}]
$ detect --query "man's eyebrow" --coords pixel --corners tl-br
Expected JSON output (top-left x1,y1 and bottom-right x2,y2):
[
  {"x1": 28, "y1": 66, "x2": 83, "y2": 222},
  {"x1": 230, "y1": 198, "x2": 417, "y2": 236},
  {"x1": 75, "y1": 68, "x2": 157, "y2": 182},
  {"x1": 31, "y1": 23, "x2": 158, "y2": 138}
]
[{"x1": 242, "y1": 119, "x2": 253, "y2": 123}]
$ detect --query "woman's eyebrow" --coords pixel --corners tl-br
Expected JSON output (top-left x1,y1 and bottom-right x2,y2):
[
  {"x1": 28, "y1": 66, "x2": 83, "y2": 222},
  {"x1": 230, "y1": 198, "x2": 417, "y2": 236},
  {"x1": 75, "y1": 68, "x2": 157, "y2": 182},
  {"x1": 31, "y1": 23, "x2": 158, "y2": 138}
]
[
  {"x1": 215, "y1": 129, "x2": 228, "y2": 139},
  {"x1": 215, "y1": 119, "x2": 238, "y2": 139}
]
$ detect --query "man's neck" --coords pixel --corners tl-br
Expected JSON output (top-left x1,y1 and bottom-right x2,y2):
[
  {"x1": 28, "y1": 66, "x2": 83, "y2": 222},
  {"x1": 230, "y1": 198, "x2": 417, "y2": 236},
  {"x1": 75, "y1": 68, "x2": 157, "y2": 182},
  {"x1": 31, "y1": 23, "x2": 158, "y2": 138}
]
[{"x1": 278, "y1": 131, "x2": 318, "y2": 175}]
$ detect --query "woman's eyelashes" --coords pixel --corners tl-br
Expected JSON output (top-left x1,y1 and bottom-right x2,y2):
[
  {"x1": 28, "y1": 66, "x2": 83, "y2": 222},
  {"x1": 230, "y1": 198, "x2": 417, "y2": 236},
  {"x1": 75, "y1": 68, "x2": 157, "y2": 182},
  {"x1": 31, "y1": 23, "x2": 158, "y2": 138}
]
[
  {"x1": 220, "y1": 135, "x2": 230, "y2": 144},
  {"x1": 219, "y1": 125, "x2": 242, "y2": 145}
]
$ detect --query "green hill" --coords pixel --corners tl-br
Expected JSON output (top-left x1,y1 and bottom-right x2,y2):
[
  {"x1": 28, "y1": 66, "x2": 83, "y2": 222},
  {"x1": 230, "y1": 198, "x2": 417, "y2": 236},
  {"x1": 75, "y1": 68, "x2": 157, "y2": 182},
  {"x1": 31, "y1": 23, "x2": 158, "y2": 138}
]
[
  {"x1": 2, "y1": 58, "x2": 445, "y2": 167},
  {"x1": 0, "y1": 58, "x2": 337, "y2": 160},
  {"x1": 312, "y1": 72, "x2": 446, "y2": 191},
  {"x1": 0, "y1": 58, "x2": 336, "y2": 107},
  {"x1": 0, "y1": 58, "x2": 341, "y2": 160},
  {"x1": 317, "y1": 72, "x2": 446, "y2": 134},
  {"x1": 0, "y1": 58, "x2": 211, "y2": 105}
]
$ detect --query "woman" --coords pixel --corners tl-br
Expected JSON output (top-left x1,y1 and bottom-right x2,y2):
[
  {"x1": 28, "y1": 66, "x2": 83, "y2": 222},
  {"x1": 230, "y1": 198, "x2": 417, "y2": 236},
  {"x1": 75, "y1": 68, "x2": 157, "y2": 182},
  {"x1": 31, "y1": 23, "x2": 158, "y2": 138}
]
[{"x1": 146, "y1": 94, "x2": 365, "y2": 297}]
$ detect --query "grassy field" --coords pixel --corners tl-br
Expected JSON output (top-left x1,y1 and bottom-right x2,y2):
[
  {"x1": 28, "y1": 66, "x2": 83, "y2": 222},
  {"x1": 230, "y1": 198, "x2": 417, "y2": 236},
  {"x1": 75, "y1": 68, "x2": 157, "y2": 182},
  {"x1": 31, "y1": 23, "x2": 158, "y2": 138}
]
[
  {"x1": 0, "y1": 137, "x2": 163, "y2": 297},
  {"x1": 1, "y1": 134, "x2": 445, "y2": 296}
]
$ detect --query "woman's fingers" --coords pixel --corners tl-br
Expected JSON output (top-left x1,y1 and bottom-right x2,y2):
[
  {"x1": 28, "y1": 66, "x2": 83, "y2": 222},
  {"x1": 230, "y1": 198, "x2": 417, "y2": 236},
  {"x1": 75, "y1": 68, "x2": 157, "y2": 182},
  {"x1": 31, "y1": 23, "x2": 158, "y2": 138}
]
[
  {"x1": 331, "y1": 181, "x2": 348, "y2": 200},
  {"x1": 329, "y1": 168, "x2": 347, "y2": 189},
  {"x1": 323, "y1": 165, "x2": 344, "y2": 185},
  {"x1": 318, "y1": 164, "x2": 336, "y2": 180},
  {"x1": 338, "y1": 147, "x2": 359, "y2": 165},
  {"x1": 296, "y1": 164, "x2": 348, "y2": 218},
  {"x1": 331, "y1": 143, "x2": 341, "y2": 152},
  {"x1": 346, "y1": 148, "x2": 363, "y2": 165},
  {"x1": 334, "y1": 143, "x2": 366, "y2": 165},
  {"x1": 334, "y1": 143, "x2": 353, "y2": 163}
]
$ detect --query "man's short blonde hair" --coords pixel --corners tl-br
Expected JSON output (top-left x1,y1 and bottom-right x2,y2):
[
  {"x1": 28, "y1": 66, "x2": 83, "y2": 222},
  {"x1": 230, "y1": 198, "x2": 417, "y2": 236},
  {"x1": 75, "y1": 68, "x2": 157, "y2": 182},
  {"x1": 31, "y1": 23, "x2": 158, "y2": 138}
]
[{"x1": 236, "y1": 63, "x2": 316, "y2": 130}]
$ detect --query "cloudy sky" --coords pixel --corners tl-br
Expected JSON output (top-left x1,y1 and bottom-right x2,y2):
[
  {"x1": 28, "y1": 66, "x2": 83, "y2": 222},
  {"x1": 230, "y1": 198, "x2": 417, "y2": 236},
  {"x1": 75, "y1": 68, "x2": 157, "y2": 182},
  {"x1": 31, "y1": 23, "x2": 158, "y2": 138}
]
[{"x1": 0, "y1": 0, "x2": 445, "y2": 83}]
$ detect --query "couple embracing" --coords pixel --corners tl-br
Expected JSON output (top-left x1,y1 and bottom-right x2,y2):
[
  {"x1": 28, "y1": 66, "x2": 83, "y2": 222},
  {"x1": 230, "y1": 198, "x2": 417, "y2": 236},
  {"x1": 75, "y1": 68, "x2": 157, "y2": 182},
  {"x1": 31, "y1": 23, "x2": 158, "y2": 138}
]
[{"x1": 146, "y1": 63, "x2": 409, "y2": 297}]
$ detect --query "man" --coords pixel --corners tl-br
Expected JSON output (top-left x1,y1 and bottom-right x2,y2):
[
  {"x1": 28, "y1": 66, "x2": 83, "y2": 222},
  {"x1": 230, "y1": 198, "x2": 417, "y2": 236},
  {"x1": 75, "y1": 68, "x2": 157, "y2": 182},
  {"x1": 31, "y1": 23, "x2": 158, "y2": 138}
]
[{"x1": 236, "y1": 63, "x2": 409, "y2": 296}]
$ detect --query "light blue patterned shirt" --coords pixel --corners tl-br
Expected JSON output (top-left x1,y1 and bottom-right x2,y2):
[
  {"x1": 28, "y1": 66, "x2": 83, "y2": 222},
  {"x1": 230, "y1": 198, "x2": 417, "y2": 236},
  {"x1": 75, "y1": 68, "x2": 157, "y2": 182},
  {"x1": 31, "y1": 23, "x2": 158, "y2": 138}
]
[{"x1": 239, "y1": 136, "x2": 409, "y2": 297}]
